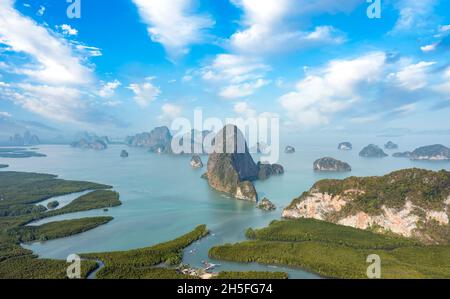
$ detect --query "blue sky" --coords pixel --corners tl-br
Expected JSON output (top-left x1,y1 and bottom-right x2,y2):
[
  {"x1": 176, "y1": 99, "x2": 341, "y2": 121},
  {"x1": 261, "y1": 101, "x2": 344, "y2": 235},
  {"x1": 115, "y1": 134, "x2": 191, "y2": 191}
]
[{"x1": 1, "y1": 0, "x2": 450, "y2": 136}]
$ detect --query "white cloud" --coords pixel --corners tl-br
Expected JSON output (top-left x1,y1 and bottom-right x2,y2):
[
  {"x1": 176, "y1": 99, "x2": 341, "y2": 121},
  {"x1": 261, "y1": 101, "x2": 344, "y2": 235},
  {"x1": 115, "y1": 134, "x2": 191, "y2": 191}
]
[
  {"x1": 37, "y1": 5, "x2": 45, "y2": 16},
  {"x1": 229, "y1": 0, "x2": 352, "y2": 54},
  {"x1": 5, "y1": 83, "x2": 88, "y2": 123},
  {"x1": 128, "y1": 79, "x2": 161, "y2": 107},
  {"x1": 59, "y1": 24, "x2": 78, "y2": 36},
  {"x1": 234, "y1": 102, "x2": 256, "y2": 118},
  {"x1": 159, "y1": 103, "x2": 182, "y2": 121},
  {"x1": 0, "y1": 1, "x2": 93, "y2": 85},
  {"x1": 433, "y1": 67, "x2": 450, "y2": 97},
  {"x1": 131, "y1": 0, "x2": 214, "y2": 59},
  {"x1": 348, "y1": 115, "x2": 379, "y2": 124},
  {"x1": 202, "y1": 54, "x2": 270, "y2": 98},
  {"x1": 99, "y1": 80, "x2": 121, "y2": 98},
  {"x1": 75, "y1": 45, "x2": 102, "y2": 57},
  {"x1": 280, "y1": 52, "x2": 386, "y2": 127},
  {"x1": 391, "y1": 0, "x2": 437, "y2": 33},
  {"x1": 388, "y1": 61, "x2": 435, "y2": 91},
  {"x1": 439, "y1": 25, "x2": 450, "y2": 32},
  {"x1": 420, "y1": 43, "x2": 438, "y2": 52},
  {"x1": 220, "y1": 79, "x2": 269, "y2": 99},
  {"x1": 0, "y1": 111, "x2": 12, "y2": 118}
]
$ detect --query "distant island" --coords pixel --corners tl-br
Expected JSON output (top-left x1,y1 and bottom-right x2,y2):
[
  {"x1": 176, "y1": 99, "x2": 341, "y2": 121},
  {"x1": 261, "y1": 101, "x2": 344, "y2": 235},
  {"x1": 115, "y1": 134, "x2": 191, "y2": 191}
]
[
  {"x1": 393, "y1": 144, "x2": 450, "y2": 160},
  {"x1": 313, "y1": 157, "x2": 351, "y2": 172},
  {"x1": 126, "y1": 126, "x2": 172, "y2": 154},
  {"x1": 8, "y1": 131, "x2": 40, "y2": 146},
  {"x1": 71, "y1": 132, "x2": 109, "y2": 150},
  {"x1": 338, "y1": 142, "x2": 352, "y2": 150},
  {"x1": 126, "y1": 127, "x2": 211, "y2": 155},
  {"x1": 359, "y1": 144, "x2": 388, "y2": 158},
  {"x1": 284, "y1": 146, "x2": 295, "y2": 154},
  {"x1": 384, "y1": 141, "x2": 398, "y2": 150}
]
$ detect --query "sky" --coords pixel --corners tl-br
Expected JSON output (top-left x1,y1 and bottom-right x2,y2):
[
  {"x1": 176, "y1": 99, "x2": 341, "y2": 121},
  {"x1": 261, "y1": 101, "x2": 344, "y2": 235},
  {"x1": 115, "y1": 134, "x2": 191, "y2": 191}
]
[{"x1": 1, "y1": 0, "x2": 450, "y2": 138}]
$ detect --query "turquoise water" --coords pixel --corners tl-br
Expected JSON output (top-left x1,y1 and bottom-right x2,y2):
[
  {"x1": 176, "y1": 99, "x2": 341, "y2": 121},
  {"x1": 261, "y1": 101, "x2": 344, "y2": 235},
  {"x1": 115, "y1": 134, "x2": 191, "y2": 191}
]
[{"x1": 1, "y1": 134, "x2": 449, "y2": 278}]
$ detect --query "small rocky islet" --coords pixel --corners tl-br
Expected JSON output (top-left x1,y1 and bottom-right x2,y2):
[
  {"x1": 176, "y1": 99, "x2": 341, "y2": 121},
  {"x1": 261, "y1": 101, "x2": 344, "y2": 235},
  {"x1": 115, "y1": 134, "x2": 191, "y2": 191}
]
[
  {"x1": 313, "y1": 157, "x2": 351, "y2": 172},
  {"x1": 359, "y1": 144, "x2": 388, "y2": 158},
  {"x1": 120, "y1": 150, "x2": 129, "y2": 158},
  {"x1": 190, "y1": 155, "x2": 203, "y2": 168},
  {"x1": 338, "y1": 142, "x2": 352, "y2": 150},
  {"x1": 284, "y1": 145, "x2": 295, "y2": 154},
  {"x1": 257, "y1": 198, "x2": 276, "y2": 211}
]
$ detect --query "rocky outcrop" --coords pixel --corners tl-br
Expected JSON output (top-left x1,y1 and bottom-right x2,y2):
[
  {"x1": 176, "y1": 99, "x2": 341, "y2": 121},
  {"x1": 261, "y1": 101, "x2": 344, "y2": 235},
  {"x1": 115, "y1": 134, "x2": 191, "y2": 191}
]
[
  {"x1": 190, "y1": 155, "x2": 203, "y2": 168},
  {"x1": 257, "y1": 162, "x2": 284, "y2": 180},
  {"x1": 359, "y1": 144, "x2": 388, "y2": 158},
  {"x1": 257, "y1": 198, "x2": 276, "y2": 211},
  {"x1": 120, "y1": 150, "x2": 129, "y2": 158},
  {"x1": 313, "y1": 157, "x2": 351, "y2": 172},
  {"x1": 204, "y1": 125, "x2": 285, "y2": 202},
  {"x1": 393, "y1": 151, "x2": 412, "y2": 158},
  {"x1": 285, "y1": 146, "x2": 295, "y2": 154},
  {"x1": 338, "y1": 142, "x2": 352, "y2": 150},
  {"x1": 204, "y1": 125, "x2": 259, "y2": 201},
  {"x1": 282, "y1": 168, "x2": 450, "y2": 244},
  {"x1": 9, "y1": 131, "x2": 40, "y2": 146},
  {"x1": 126, "y1": 126, "x2": 172, "y2": 154},
  {"x1": 410, "y1": 144, "x2": 450, "y2": 160},
  {"x1": 384, "y1": 141, "x2": 398, "y2": 150}
]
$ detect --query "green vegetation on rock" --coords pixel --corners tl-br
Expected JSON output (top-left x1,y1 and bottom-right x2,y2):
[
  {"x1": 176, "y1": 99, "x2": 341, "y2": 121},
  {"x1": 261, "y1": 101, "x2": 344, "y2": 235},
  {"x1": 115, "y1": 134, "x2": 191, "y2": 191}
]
[{"x1": 209, "y1": 219, "x2": 450, "y2": 279}]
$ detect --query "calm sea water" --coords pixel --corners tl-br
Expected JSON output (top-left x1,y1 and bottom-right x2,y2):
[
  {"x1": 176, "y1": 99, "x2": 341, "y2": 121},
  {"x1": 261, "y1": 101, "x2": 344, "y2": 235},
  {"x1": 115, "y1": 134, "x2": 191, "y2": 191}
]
[{"x1": 1, "y1": 134, "x2": 449, "y2": 278}]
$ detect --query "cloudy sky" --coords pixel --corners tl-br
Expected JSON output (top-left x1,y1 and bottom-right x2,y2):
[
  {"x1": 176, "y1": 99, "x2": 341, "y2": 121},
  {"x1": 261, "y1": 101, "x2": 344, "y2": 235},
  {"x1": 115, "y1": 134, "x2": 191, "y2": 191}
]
[{"x1": 1, "y1": 0, "x2": 450, "y2": 135}]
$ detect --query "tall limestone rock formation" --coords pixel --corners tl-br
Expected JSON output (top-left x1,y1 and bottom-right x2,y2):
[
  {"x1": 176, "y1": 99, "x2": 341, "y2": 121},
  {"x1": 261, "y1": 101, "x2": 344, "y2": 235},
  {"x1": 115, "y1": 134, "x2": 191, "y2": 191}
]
[{"x1": 205, "y1": 125, "x2": 260, "y2": 201}]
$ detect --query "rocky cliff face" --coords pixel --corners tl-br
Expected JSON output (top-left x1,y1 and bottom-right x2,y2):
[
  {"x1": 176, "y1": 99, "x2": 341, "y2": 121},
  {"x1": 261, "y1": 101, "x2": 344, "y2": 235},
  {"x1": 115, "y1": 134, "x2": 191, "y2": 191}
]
[
  {"x1": 282, "y1": 169, "x2": 450, "y2": 244},
  {"x1": 204, "y1": 125, "x2": 284, "y2": 202},
  {"x1": 205, "y1": 125, "x2": 259, "y2": 201},
  {"x1": 313, "y1": 157, "x2": 351, "y2": 172}
]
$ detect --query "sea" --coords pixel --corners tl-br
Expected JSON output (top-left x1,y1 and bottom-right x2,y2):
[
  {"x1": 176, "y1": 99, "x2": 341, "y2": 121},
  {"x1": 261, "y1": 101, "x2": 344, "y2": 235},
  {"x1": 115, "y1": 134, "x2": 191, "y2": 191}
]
[{"x1": 1, "y1": 133, "x2": 449, "y2": 278}]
